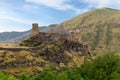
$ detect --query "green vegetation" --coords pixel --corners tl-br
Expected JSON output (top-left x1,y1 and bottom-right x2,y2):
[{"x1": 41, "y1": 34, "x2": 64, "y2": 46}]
[{"x1": 0, "y1": 53, "x2": 119, "y2": 80}]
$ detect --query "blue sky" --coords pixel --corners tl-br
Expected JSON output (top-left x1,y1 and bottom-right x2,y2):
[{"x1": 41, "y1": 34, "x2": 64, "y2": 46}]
[{"x1": 0, "y1": 0, "x2": 120, "y2": 32}]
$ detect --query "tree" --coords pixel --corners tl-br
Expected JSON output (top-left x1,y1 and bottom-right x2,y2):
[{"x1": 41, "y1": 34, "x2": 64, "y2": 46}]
[
  {"x1": 66, "y1": 69, "x2": 84, "y2": 80},
  {"x1": 0, "y1": 72, "x2": 8, "y2": 80},
  {"x1": 56, "y1": 72, "x2": 68, "y2": 80},
  {"x1": 42, "y1": 72, "x2": 55, "y2": 80},
  {"x1": 0, "y1": 72, "x2": 17, "y2": 80},
  {"x1": 18, "y1": 72, "x2": 33, "y2": 80},
  {"x1": 35, "y1": 71, "x2": 55, "y2": 80},
  {"x1": 80, "y1": 53, "x2": 120, "y2": 80}
]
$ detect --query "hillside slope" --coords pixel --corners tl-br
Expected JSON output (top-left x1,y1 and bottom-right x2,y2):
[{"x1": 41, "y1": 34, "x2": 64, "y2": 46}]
[{"x1": 50, "y1": 8, "x2": 120, "y2": 53}]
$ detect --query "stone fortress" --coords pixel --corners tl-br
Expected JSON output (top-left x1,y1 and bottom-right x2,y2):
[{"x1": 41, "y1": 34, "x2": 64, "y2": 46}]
[
  {"x1": 31, "y1": 23, "x2": 91, "y2": 57},
  {"x1": 32, "y1": 23, "x2": 82, "y2": 43}
]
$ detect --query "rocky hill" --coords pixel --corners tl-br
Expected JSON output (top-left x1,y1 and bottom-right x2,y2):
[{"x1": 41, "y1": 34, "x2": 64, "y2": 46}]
[
  {"x1": 49, "y1": 8, "x2": 120, "y2": 53},
  {"x1": 0, "y1": 33, "x2": 90, "y2": 75}
]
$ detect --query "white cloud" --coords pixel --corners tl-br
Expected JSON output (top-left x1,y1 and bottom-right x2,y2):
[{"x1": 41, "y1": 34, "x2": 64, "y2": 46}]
[
  {"x1": 26, "y1": 0, "x2": 72, "y2": 10},
  {"x1": 25, "y1": 0, "x2": 85, "y2": 14},
  {"x1": 25, "y1": 0, "x2": 120, "y2": 14},
  {"x1": 80, "y1": 0, "x2": 120, "y2": 9},
  {"x1": 82, "y1": 0, "x2": 110, "y2": 8},
  {"x1": 73, "y1": 8, "x2": 89, "y2": 15}
]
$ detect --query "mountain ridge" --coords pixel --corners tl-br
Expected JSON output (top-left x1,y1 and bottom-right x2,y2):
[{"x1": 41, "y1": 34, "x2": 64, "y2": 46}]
[{"x1": 49, "y1": 7, "x2": 120, "y2": 53}]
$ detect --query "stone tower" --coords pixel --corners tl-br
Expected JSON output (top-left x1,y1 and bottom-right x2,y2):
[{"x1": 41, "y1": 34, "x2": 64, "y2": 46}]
[{"x1": 32, "y1": 23, "x2": 39, "y2": 36}]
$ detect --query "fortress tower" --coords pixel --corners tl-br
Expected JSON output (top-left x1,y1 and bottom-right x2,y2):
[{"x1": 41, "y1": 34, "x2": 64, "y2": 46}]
[{"x1": 32, "y1": 23, "x2": 39, "y2": 36}]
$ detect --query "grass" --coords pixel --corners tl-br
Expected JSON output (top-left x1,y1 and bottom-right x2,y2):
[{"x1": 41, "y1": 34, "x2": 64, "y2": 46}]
[{"x1": 1, "y1": 66, "x2": 43, "y2": 75}]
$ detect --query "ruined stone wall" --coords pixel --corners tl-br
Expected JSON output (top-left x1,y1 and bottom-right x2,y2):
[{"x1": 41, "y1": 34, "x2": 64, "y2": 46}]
[
  {"x1": 37, "y1": 32, "x2": 82, "y2": 44},
  {"x1": 31, "y1": 23, "x2": 82, "y2": 43},
  {"x1": 31, "y1": 23, "x2": 82, "y2": 45},
  {"x1": 38, "y1": 32, "x2": 68, "y2": 42}
]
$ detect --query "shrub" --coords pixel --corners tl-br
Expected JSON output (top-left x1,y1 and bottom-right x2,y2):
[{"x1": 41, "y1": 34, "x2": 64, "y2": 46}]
[
  {"x1": 56, "y1": 72, "x2": 68, "y2": 80},
  {"x1": 79, "y1": 53, "x2": 120, "y2": 80},
  {"x1": 35, "y1": 71, "x2": 55, "y2": 80},
  {"x1": 18, "y1": 72, "x2": 33, "y2": 80}
]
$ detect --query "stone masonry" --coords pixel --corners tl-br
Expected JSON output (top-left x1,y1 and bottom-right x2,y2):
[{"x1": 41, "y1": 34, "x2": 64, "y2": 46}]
[{"x1": 32, "y1": 23, "x2": 39, "y2": 36}]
